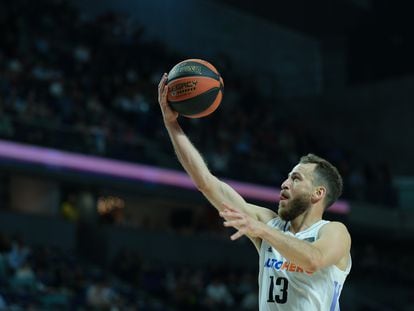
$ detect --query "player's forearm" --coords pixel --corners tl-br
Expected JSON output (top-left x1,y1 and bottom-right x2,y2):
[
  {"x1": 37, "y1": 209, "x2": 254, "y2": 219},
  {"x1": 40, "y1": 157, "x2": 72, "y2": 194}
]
[
  {"x1": 165, "y1": 120, "x2": 213, "y2": 190},
  {"x1": 260, "y1": 225, "x2": 323, "y2": 272}
]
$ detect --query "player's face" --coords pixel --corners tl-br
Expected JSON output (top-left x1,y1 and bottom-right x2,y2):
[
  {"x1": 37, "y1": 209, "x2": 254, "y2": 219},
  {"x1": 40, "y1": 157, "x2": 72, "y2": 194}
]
[{"x1": 278, "y1": 163, "x2": 316, "y2": 221}]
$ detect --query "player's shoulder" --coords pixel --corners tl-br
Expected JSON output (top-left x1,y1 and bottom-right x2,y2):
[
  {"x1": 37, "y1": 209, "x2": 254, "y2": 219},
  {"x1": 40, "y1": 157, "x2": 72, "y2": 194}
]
[
  {"x1": 320, "y1": 221, "x2": 351, "y2": 241},
  {"x1": 323, "y1": 221, "x2": 349, "y2": 230}
]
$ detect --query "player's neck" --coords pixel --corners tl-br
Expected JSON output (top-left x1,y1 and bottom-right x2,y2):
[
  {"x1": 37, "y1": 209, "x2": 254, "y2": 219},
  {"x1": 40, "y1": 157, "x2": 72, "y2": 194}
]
[{"x1": 289, "y1": 208, "x2": 322, "y2": 234}]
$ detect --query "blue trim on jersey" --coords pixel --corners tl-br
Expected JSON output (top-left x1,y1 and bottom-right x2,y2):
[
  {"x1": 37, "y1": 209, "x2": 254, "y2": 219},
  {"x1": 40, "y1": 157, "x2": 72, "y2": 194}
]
[
  {"x1": 283, "y1": 221, "x2": 289, "y2": 232},
  {"x1": 329, "y1": 281, "x2": 342, "y2": 311}
]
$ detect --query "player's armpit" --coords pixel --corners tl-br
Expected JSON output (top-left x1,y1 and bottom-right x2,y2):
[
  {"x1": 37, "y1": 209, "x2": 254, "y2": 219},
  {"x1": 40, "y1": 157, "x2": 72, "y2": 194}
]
[{"x1": 311, "y1": 222, "x2": 351, "y2": 271}]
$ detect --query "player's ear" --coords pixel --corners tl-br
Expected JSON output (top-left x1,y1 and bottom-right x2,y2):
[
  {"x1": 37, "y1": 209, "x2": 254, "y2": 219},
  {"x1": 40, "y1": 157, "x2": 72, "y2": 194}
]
[{"x1": 311, "y1": 186, "x2": 326, "y2": 204}]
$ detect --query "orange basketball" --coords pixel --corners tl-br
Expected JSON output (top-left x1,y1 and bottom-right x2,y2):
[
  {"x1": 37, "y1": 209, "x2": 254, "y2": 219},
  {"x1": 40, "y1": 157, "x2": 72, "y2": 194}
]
[{"x1": 167, "y1": 59, "x2": 224, "y2": 118}]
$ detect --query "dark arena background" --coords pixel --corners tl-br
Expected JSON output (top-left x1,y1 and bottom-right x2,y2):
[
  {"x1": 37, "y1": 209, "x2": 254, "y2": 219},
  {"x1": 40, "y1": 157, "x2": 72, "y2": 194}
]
[{"x1": 1, "y1": 0, "x2": 414, "y2": 310}]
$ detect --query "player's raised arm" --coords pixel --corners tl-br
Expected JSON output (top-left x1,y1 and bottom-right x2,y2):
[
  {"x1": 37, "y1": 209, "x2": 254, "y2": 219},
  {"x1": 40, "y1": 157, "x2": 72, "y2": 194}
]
[{"x1": 157, "y1": 74, "x2": 276, "y2": 226}]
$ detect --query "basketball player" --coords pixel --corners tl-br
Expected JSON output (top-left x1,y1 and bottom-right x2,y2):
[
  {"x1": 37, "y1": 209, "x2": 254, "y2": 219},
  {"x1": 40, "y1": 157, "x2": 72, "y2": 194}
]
[{"x1": 158, "y1": 73, "x2": 351, "y2": 310}]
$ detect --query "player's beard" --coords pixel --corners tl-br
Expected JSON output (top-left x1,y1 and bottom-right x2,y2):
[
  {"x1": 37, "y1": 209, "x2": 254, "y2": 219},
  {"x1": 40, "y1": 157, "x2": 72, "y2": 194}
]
[{"x1": 278, "y1": 193, "x2": 312, "y2": 221}]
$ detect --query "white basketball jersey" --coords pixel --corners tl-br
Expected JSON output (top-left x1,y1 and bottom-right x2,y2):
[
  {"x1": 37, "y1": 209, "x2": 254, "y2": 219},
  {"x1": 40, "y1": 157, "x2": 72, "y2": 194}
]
[{"x1": 258, "y1": 218, "x2": 351, "y2": 311}]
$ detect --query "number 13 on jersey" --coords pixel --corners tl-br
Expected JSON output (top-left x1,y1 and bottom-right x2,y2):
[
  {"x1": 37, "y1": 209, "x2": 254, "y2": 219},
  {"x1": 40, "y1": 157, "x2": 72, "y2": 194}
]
[{"x1": 267, "y1": 276, "x2": 289, "y2": 304}]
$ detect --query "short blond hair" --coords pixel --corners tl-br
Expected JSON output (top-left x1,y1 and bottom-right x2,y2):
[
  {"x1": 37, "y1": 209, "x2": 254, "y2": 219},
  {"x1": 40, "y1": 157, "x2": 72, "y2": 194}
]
[{"x1": 300, "y1": 154, "x2": 343, "y2": 209}]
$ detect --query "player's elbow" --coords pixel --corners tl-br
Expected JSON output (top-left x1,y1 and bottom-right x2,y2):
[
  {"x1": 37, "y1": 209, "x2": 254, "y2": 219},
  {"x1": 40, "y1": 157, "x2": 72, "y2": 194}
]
[
  {"x1": 305, "y1": 252, "x2": 324, "y2": 273},
  {"x1": 305, "y1": 259, "x2": 320, "y2": 273}
]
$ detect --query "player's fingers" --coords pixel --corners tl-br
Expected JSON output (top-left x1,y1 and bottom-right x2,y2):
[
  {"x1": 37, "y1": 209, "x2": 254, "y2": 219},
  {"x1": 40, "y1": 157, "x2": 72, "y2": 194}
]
[
  {"x1": 231, "y1": 230, "x2": 245, "y2": 241},
  {"x1": 221, "y1": 209, "x2": 243, "y2": 220},
  {"x1": 223, "y1": 220, "x2": 233, "y2": 227},
  {"x1": 220, "y1": 214, "x2": 238, "y2": 222},
  {"x1": 160, "y1": 85, "x2": 168, "y2": 107},
  {"x1": 158, "y1": 73, "x2": 167, "y2": 90},
  {"x1": 158, "y1": 73, "x2": 168, "y2": 102},
  {"x1": 223, "y1": 219, "x2": 245, "y2": 228},
  {"x1": 220, "y1": 212, "x2": 239, "y2": 222},
  {"x1": 221, "y1": 206, "x2": 238, "y2": 214}
]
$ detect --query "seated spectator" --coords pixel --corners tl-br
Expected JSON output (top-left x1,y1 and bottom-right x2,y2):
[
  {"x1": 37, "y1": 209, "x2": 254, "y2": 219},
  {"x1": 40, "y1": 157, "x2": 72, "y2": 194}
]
[
  {"x1": 7, "y1": 235, "x2": 30, "y2": 271},
  {"x1": 86, "y1": 277, "x2": 119, "y2": 309},
  {"x1": 204, "y1": 275, "x2": 234, "y2": 309}
]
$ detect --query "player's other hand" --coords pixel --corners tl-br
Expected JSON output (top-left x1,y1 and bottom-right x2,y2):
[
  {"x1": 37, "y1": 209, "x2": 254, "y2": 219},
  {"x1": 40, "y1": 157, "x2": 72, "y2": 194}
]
[
  {"x1": 220, "y1": 202, "x2": 265, "y2": 240},
  {"x1": 158, "y1": 73, "x2": 178, "y2": 124}
]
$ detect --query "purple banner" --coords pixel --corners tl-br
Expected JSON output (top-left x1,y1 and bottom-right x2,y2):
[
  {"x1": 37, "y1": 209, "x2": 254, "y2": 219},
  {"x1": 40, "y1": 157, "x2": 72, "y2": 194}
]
[{"x1": 0, "y1": 139, "x2": 349, "y2": 214}]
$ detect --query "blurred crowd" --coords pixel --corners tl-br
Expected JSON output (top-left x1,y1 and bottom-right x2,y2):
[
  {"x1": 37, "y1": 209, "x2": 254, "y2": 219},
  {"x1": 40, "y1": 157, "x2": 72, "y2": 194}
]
[
  {"x1": 0, "y1": 231, "x2": 258, "y2": 310},
  {"x1": 0, "y1": 230, "x2": 413, "y2": 310},
  {"x1": 0, "y1": 0, "x2": 399, "y2": 208}
]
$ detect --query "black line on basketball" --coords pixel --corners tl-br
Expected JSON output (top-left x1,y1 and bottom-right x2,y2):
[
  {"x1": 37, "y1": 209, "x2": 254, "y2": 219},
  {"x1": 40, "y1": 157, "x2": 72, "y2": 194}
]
[
  {"x1": 169, "y1": 88, "x2": 220, "y2": 116},
  {"x1": 167, "y1": 61, "x2": 220, "y2": 83}
]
